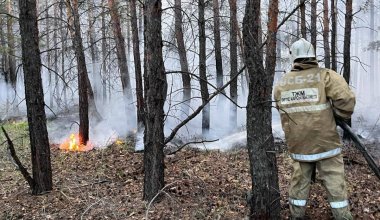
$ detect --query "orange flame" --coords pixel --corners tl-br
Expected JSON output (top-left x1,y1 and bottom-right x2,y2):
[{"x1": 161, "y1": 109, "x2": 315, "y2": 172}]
[{"x1": 59, "y1": 133, "x2": 93, "y2": 152}]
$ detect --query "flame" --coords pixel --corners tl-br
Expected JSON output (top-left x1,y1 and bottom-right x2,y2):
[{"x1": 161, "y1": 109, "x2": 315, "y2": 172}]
[{"x1": 59, "y1": 133, "x2": 93, "y2": 152}]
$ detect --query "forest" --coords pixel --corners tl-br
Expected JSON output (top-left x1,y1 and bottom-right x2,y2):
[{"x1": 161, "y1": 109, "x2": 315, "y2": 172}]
[{"x1": 0, "y1": 0, "x2": 379, "y2": 219}]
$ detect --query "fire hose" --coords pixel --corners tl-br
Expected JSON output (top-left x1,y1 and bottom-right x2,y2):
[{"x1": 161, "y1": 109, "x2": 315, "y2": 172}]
[
  {"x1": 311, "y1": 118, "x2": 380, "y2": 182},
  {"x1": 335, "y1": 118, "x2": 380, "y2": 180}
]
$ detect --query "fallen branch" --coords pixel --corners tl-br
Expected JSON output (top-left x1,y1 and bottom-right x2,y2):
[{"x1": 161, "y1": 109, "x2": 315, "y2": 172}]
[
  {"x1": 1, "y1": 126, "x2": 34, "y2": 188},
  {"x1": 166, "y1": 139, "x2": 219, "y2": 155},
  {"x1": 58, "y1": 179, "x2": 110, "y2": 191}
]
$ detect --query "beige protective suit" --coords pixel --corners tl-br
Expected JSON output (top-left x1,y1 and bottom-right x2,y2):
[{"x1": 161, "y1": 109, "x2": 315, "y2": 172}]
[{"x1": 274, "y1": 61, "x2": 355, "y2": 219}]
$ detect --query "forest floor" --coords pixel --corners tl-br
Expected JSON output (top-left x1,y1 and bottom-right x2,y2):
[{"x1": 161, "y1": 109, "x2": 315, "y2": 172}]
[{"x1": 0, "y1": 121, "x2": 379, "y2": 219}]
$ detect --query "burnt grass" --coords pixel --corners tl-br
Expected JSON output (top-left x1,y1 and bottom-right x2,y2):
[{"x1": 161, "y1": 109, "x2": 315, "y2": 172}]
[{"x1": 0, "y1": 140, "x2": 379, "y2": 219}]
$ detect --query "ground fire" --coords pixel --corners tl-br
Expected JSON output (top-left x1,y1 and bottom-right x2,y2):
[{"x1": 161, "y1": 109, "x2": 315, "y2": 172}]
[{"x1": 59, "y1": 133, "x2": 93, "y2": 152}]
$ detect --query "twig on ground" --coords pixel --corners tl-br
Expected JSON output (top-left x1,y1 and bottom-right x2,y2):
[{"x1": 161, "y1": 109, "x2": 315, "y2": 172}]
[
  {"x1": 145, "y1": 181, "x2": 178, "y2": 220},
  {"x1": 80, "y1": 199, "x2": 102, "y2": 220}
]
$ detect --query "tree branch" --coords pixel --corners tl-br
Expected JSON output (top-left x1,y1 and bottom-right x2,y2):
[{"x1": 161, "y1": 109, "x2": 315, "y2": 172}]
[
  {"x1": 166, "y1": 139, "x2": 219, "y2": 155},
  {"x1": 1, "y1": 126, "x2": 34, "y2": 188}
]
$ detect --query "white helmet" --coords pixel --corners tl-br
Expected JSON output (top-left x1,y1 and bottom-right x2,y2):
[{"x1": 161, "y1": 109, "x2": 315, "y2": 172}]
[{"x1": 290, "y1": 38, "x2": 315, "y2": 63}]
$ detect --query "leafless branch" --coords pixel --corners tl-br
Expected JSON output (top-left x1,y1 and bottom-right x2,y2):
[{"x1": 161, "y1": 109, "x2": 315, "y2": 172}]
[
  {"x1": 166, "y1": 139, "x2": 219, "y2": 155},
  {"x1": 1, "y1": 126, "x2": 34, "y2": 188}
]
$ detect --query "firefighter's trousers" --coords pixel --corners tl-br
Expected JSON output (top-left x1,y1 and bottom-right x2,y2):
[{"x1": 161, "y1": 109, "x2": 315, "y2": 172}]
[{"x1": 289, "y1": 154, "x2": 353, "y2": 219}]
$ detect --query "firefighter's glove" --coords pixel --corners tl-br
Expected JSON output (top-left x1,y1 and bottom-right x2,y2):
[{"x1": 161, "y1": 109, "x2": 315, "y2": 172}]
[{"x1": 333, "y1": 111, "x2": 350, "y2": 126}]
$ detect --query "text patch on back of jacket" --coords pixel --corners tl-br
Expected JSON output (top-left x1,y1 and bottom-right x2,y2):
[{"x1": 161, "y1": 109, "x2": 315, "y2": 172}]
[{"x1": 280, "y1": 88, "x2": 319, "y2": 105}]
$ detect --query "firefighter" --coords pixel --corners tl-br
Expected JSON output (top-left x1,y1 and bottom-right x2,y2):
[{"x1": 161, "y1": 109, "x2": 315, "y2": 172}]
[{"x1": 274, "y1": 38, "x2": 355, "y2": 219}]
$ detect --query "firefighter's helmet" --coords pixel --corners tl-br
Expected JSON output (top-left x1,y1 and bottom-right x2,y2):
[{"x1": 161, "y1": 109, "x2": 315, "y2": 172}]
[{"x1": 290, "y1": 38, "x2": 315, "y2": 63}]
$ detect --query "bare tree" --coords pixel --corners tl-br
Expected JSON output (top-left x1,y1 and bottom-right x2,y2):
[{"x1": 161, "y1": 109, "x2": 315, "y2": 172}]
[
  {"x1": 87, "y1": 0, "x2": 101, "y2": 100},
  {"x1": 6, "y1": 0, "x2": 17, "y2": 111},
  {"x1": 18, "y1": 0, "x2": 52, "y2": 195},
  {"x1": 331, "y1": 0, "x2": 337, "y2": 71},
  {"x1": 213, "y1": 0, "x2": 223, "y2": 90},
  {"x1": 310, "y1": 0, "x2": 317, "y2": 50},
  {"x1": 369, "y1": 0, "x2": 375, "y2": 97},
  {"x1": 243, "y1": 0, "x2": 280, "y2": 218},
  {"x1": 101, "y1": 0, "x2": 108, "y2": 103},
  {"x1": 131, "y1": 0, "x2": 144, "y2": 129},
  {"x1": 229, "y1": 0, "x2": 238, "y2": 130},
  {"x1": 53, "y1": 2, "x2": 61, "y2": 108},
  {"x1": 174, "y1": 0, "x2": 191, "y2": 117},
  {"x1": 60, "y1": 0, "x2": 68, "y2": 107},
  {"x1": 199, "y1": 0, "x2": 210, "y2": 136},
  {"x1": 108, "y1": 0, "x2": 133, "y2": 102},
  {"x1": 300, "y1": 0, "x2": 306, "y2": 39},
  {"x1": 143, "y1": 0, "x2": 167, "y2": 201},
  {"x1": 323, "y1": 0, "x2": 331, "y2": 68},
  {"x1": 66, "y1": 0, "x2": 89, "y2": 144},
  {"x1": 343, "y1": 0, "x2": 353, "y2": 139}
]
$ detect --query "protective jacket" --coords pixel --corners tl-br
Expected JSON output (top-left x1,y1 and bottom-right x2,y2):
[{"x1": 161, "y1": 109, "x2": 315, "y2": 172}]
[{"x1": 274, "y1": 61, "x2": 355, "y2": 162}]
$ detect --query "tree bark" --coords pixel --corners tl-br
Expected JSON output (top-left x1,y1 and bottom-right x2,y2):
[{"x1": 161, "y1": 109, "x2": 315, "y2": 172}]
[
  {"x1": 342, "y1": 0, "x2": 353, "y2": 139},
  {"x1": 229, "y1": 0, "x2": 238, "y2": 131},
  {"x1": 66, "y1": 0, "x2": 89, "y2": 145},
  {"x1": 108, "y1": 0, "x2": 133, "y2": 101},
  {"x1": 369, "y1": 0, "x2": 375, "y2": 98},
  {"x1": 131, "y1": 0, "x2": 145, "y2": 129},
  {"x1": 101, "y1": 0, "x2": 108, "y2": 103},
  {"x1": 6, "y1": 0, "x2": 17, "y2": 111},
  {"x1": 18, "y1": 0, "x2": 53, "y2": 195},
  {"x1": 53, "y1": 2, "x2": 60, "y2": 108},
  {"x1": 46, "y1": 0, "x2": 53, "y2": 108},
  {"x1": 300, "y1": 0, "x2": 306, "y2": 39},
  {"x1": 87, "y1": 0, "x2": 101, "y2": 100},
  {"x1": 323, "y1": 0, "x2": 331, "y2": 68},
  {"x1": 0, "y1": 17, "x2": 6, "y2": 83},
  {"x1": 143, "y1": 0, "x2": 167, "y2": 201},
  {"x1": 243, "y1": 0, "x2": 281, "y2": 218},
  {"x1": 213, "y1": 0, "x2": 224, "y2": 90},
  {"x1": 60, "y1": 0, "x2": 68, "y2": 107},
  {"x1": 174, "y1": 0, "x2": 191, "y2": 118},
  {"x1": 331, "y1": 0, "x2": 337, "y2": 71},
  {"x1": 310, "y1": 0, "x2": 317, "y2": 51},
  {"x1": 199, "y1": 0, "x2": 210, "y2": 136}
]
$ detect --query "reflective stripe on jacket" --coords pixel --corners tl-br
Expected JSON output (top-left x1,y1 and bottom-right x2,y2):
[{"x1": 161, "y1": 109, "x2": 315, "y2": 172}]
[{"x1": 274, "y1": 62, "x2": 356, "y2": 162}]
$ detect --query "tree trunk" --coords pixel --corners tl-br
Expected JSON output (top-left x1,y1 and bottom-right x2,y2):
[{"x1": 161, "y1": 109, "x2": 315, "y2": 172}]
[
  {"x1": 0, "y1": 17, "x2": 6, "y2": 83},
  {"x1": 53, "y1": 2, "x2": 60, "y2": 108},
  {"x1": 60, "y1": 0, "x2": 67, "y2": 107},
  {"x1": 323, "y1": 0, "x2": 331, "y2": 68},
  {"x1": 199, "y1": 0, "x2": 210, "y2": 136},
  {"x1": 66, "y1": 0, "x2": 89, "y2": 145},
  {"x1": 243, "y1": 0, "x2": 281, "y2": 218},
  {"x1": 18, "y1": 0, "x2": 53, "y2": 195},
  {"x1": 101, "y1": 0, "x2": 108, "y2": 103},
  {"x1": 87, "y1": 0, "x2": 101, "y2": 100},
  {"x1": 229, "y1": 0, "x2": 238, "y2": 131},
  {"x1": 7, "y1": 0, "x2": 17, "y2": 111},
  {"x1": 300, "y1": 0, "x2": 306, "y2": 39},
  {"x1": 331, "y1": 0, "x2": 337, "y2": 71},
  {"x1": 143, "y1": 0, "x2": 167, "y2": 201},
  {"x1": 213, "y1": 0, "x2": 223, "y2": 90},
  {"x1": 369, "y1": 0, "x2": 375, "y2": 98},
  {"x1": 310, "y1": 0, "x2": 317, "y2": 51},
  {"x1": 108, "y1": 0, "x2": 133, "y2": 101},
  {"x1": 174, "y1": 0, "x2": 191, "y2": 118},
  {"x1": 45, "y1": 0, "x2": 53, "y2": 108},
  {"x1": 342, "y1": 0, "x2": 352, "y2": 139},
  {"x1": 131, "y1": 0, "x2": 145, "y2": 129}
]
